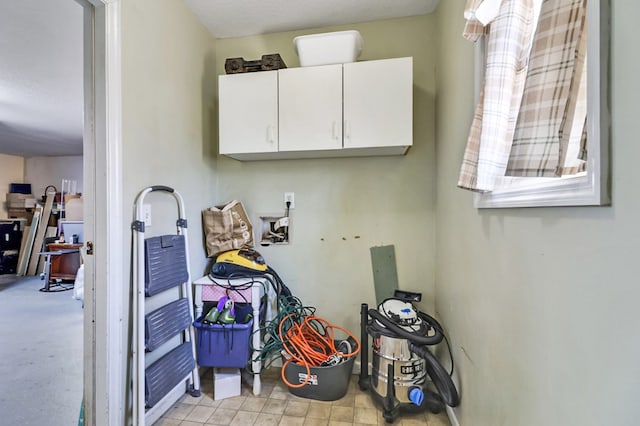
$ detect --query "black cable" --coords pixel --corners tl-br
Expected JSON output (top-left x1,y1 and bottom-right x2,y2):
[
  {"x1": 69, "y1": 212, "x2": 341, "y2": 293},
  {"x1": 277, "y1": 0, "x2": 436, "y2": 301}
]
[
  {"x1": 266, "y1": 266, "x2": 292, "y2": 298},
  {"x1": 416, "y1": 311, "x2": 455, "y2": 377},
  {"x1": 284, "y1": 201, "x2": 291, "y2": 241},
  {"x1": 204, "y1": 275, "x2": 258, "y2": 305}
]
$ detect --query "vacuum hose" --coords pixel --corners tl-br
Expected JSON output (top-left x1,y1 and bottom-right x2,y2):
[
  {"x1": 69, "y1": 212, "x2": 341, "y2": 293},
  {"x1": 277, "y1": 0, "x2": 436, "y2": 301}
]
[
  {"x1": 367, "y1": 309, "x2": 444, "y2": 346},
  {"x1": 367, "y1": 305, "x2": 459, "y2": 407},
  {"x1": 409, "y1": 343, "x2": 460, "y2": 407}
]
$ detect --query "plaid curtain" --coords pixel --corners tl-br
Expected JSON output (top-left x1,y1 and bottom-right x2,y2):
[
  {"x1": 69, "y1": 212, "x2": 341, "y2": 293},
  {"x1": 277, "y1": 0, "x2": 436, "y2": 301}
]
[
  {"x1": 459, "y1": 0, "x2": 588, "y2": 192},
  {"x1": 557, "y1": 8, "x2": 588, "y2": 176},
  {"x1": 458, "y1": 0, "x2": 539, "y2": 192},
  {"x1": 506, "y1": 0, "x2": 587, "y2": 177}
]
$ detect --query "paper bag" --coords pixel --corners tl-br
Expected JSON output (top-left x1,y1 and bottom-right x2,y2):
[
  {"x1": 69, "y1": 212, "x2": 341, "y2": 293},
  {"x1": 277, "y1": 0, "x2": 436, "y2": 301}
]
[{"x1": 202, "y1": 200, "x2": 254, "y2": 257}]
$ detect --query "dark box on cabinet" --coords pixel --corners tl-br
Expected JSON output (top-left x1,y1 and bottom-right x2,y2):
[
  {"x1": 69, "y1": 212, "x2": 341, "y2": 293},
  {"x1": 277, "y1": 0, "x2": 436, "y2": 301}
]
[{"x1": 225, "y1": 53, "x2": 287, "y2": 74}]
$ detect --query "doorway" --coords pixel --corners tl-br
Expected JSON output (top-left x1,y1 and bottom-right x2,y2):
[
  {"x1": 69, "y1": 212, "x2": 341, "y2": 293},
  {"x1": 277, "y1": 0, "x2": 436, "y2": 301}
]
[
  {"x1": 0, "y1": 0, "x2": 121, "y2": 424},
  {"x1": 0, "y1": 0, "x2": 86, "y2": 424}
]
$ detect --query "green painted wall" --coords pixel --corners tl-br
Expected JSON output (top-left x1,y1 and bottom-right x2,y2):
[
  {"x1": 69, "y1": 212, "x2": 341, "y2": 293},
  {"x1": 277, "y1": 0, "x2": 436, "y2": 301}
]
[
  {"x1": 120, "y1": 1, "x2": 217, "y2": 420},
  {"x1": 121, "y1": 0, "x2": 218, "y2": 276},
  {"x1": 116, "y1": 3, "x2": 640, "y2": 422},
  {"x1": 435, "y1": 1, "x2": 640, "y2": 425},
  {"x1": 215, "y1": 16, "x2": 438, "y2": 335}
]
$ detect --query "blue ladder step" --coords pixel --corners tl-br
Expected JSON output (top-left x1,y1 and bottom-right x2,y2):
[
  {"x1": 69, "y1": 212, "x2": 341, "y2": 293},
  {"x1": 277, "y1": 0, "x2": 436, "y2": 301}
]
[
  {"x1": 145, "y1": 298, "x2": 192, "y2": 352},
  {"x1": 144, "y1": 235, "x2": 188, "y2": 297},
  {"x1": 145, "y1": 342, "x2": 195, "y2": 408}
]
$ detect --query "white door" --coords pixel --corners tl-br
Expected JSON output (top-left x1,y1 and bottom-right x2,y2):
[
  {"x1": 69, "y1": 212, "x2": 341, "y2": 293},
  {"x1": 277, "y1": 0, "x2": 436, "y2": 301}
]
[
  {"x1": 278, "y1": 64, "x2": 343, "y2": 152},
  {"x1": 219, "y1": 71, "x2": 279, "y2": 154},
  {"x1": 343, "y1": 57, "x2": 413, "y2": 149}
]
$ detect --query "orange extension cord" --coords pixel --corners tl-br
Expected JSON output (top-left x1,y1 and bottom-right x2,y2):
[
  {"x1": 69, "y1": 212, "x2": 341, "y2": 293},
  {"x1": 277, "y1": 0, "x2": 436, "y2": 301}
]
[{"x1": 278, "y1": 313, "x2": 361, "y2": 388}]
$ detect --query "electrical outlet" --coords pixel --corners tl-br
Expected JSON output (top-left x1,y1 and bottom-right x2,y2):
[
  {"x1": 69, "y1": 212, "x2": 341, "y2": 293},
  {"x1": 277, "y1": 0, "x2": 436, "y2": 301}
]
[
  {"x1": 142, "y1": 203, "x2": 152, "y2": 227},
  {"x1": 284, "y1": 192, "x2": 295, "y2": 209}
]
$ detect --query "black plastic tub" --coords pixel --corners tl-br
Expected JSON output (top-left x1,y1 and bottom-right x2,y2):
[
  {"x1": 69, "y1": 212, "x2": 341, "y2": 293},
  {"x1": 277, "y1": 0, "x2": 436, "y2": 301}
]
[{"x1": 283, "y1": 354, "x2": 356, "y2": 401}]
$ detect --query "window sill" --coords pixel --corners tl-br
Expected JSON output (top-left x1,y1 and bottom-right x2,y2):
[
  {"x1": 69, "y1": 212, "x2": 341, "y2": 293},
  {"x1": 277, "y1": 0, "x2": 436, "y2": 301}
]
[{"x1": 473, "y1": 167, "x2": 610, "y2": 208}]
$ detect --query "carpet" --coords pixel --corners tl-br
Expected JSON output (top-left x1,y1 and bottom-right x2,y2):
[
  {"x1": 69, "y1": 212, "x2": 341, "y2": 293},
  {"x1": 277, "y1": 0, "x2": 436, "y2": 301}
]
[{"x1": 0, "y1": 273, "x2": 20, "y2": 291}]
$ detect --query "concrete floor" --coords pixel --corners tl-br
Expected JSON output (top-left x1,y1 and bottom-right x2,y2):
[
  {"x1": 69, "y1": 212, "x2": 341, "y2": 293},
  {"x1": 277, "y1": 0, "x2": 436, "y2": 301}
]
[{"x1": 0, "y1": 274, "x2": 83, "y2": 425}]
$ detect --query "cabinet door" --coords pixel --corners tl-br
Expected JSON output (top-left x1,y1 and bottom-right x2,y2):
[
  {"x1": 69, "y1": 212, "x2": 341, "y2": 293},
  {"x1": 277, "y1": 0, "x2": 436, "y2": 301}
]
[
  {"x1": 278, "y1": 64, "x2": 343, "y2": 152},
  {"x1": 343, "y1": 57, "x2": 413, "y2": 149},
  {"x1": 219, "y1": 71, "x2": 278, "y2": 155}
]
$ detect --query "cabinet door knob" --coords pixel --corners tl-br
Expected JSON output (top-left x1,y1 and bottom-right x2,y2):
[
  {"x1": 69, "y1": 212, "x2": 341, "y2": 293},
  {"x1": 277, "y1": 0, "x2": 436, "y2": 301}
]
[
  {"x1": 332, "y1": 121, "x2": 338, "y2": 140},
  {"x1": 344, "y1": 120, "x2": 351, "y2": 139}
]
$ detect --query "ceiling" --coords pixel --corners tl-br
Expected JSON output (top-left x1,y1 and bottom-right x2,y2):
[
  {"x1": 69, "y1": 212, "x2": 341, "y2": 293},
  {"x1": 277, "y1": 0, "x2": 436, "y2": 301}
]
[
  {"x1": 0, "y1": 0, "x2": 84, "y2": 157},
  {"x1": 184, "y1": 0, "x2": 440, "y2": 39},
  {"x1": 0, "y1": 0, "x2": 438, "y2": 158}
]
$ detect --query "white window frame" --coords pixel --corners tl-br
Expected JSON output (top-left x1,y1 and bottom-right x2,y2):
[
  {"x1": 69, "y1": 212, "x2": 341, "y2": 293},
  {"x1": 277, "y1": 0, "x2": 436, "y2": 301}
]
[{"x1": 473, "y1": 0, "x2": 611, "y2": 208}]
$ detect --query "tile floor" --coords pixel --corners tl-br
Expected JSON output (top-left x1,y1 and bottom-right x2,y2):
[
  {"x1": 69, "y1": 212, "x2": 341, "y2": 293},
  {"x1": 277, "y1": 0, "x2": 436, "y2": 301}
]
[{"x1": 155, "y1": 367, "x2": 451, "y2": 426}]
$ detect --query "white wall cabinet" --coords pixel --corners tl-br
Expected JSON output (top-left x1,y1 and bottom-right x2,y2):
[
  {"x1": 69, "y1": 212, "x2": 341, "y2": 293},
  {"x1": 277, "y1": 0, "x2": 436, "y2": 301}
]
[
  {"x1": 218, "y1": 57, "x2": 412, "y2": 160},
  {"x1": 219, "y1": 71, "x2": 278, "y2": 155},
  {"x1": 343, "y1": 57, "x2": 413, "y2": 150},
  {"x1": 278, "y1": 64, "x2": 343, "y2": 152}
]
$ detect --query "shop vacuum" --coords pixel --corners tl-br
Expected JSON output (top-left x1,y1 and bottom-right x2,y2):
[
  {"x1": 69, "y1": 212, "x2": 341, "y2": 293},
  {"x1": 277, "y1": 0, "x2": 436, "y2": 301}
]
[{"x1": 358, "y1": 298, "x2": 460, "y2": 423}]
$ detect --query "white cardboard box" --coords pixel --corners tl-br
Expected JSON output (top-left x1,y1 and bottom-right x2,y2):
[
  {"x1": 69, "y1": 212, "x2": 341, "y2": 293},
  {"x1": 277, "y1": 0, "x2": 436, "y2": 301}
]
[
  {"x1": 294, "y1": 30, "x2": 363, "y2": 67},
  {"x1": 213, "y1": 368, "x2": 241, "y2": 400},
  {"x1": 6, "y1": 193, "x2": 37, "y2": 209}
]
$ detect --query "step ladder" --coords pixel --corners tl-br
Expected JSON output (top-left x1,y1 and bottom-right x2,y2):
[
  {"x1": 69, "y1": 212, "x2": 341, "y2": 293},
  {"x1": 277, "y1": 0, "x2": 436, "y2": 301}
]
[{"x1": 131, "y1": 185, "x2": 201, "y2": 426}]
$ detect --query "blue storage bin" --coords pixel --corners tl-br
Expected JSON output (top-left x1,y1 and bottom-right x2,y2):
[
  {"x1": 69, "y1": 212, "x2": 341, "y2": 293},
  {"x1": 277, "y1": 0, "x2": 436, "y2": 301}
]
[{"x1": 194, "y1": 303, "x2": 253, "y2": 368}]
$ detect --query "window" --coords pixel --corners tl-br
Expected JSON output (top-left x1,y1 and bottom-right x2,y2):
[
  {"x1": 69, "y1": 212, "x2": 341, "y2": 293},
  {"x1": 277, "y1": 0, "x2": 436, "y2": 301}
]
[{"x1": 465, "y1": 0, "x2": 610, "y2": 208}]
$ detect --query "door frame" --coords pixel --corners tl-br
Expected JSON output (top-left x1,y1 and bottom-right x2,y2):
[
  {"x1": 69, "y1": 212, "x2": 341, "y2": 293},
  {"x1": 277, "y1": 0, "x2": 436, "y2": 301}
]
[{"x1": 79, "y1": 0, "x2": 123, "y2": 424}]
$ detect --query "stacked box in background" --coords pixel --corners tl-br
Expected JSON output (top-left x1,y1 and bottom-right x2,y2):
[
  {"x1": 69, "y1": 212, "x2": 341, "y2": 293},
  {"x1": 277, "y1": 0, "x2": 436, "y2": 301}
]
[
  {"x1": 6, "y1": 193, "x2": 37, "y2": 209},
  {"x1": 5, "y1": 184, "x2": 37, "y2": 225}
]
